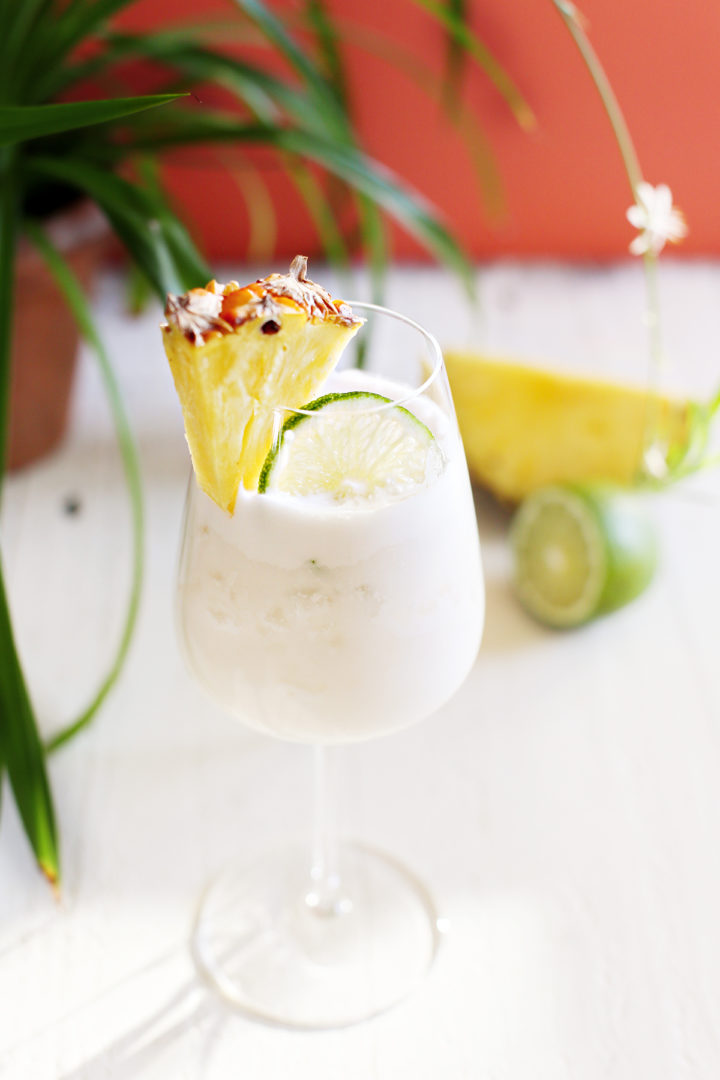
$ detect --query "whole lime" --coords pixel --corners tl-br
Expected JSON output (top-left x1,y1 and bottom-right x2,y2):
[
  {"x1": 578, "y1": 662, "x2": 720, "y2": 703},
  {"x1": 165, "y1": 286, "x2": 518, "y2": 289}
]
[{"x1": 510, "y1": 483, "x2": 658, "y2": 628}]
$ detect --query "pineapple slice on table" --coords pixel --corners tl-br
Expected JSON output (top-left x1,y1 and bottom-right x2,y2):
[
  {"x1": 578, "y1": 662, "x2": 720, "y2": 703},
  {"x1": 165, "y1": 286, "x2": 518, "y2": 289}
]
[
  {"x1": 162, "y1": 256, "x2": 363, "y2": 513},
  {"x1": 445, "y1": 351, "x2": 690, "y2": 503}
]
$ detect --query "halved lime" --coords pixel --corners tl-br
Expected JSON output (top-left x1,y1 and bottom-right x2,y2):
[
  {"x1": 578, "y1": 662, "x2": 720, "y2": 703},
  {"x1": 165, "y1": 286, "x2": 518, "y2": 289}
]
[
  {"x1": 510, "y1": 484, "x2": 658, "y2": 628},
  {"x1": 258, "y1": 391, "x2": 443, "y2": 501}
]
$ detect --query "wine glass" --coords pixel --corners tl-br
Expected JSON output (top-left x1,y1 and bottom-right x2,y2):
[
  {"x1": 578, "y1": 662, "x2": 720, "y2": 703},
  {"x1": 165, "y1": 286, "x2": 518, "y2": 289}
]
[{"x1": 175, "y1": 301, "x2": 484, "y2": 1027}]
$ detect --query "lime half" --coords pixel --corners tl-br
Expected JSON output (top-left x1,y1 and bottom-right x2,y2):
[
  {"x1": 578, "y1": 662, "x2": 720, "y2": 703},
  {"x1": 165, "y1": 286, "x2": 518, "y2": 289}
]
[
  {"x1": 258, "y1": 391, "x2": 443, "y2": 501},
  {"x1": 510, "y1": 484, "x2": 658, "y2": 628}
]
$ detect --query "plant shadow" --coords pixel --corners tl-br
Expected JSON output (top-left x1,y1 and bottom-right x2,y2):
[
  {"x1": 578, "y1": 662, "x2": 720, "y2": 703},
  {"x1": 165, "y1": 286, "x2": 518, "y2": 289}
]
[{"x1": 55, "y1": 949, "x2": 235, "y2": 1080}]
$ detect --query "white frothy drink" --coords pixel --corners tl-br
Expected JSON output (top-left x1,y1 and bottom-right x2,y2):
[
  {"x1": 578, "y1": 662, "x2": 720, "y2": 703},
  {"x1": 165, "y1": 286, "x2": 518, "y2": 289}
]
[{"x1": 177, "y1": 371, "x2": 484, "y2": 743}]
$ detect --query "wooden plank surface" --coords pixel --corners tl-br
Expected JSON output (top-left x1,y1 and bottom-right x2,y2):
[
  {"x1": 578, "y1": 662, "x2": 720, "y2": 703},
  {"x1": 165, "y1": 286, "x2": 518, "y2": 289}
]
[{"x1": 1, "y1": 262, "x2": 719, "y2": 1079}]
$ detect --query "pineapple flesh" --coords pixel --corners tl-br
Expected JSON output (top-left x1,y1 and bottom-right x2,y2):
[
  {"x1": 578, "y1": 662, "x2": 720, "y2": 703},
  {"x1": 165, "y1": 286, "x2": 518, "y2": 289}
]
[
  {"x1": 445, "y1": 351, "x2": 690, "y2": 503},
  {"x1": 162, "y1": 256, "x2": 363, "y2": 513}
]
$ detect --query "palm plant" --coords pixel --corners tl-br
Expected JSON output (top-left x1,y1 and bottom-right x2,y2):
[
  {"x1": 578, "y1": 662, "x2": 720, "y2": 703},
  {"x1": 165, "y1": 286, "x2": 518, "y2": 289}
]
[{"x1": 0, "y1": 0, "x2": 530, "y2": 887}]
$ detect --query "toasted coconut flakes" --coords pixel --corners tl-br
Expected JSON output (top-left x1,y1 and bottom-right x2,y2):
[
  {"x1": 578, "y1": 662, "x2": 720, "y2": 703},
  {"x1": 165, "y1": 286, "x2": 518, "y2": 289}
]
[{"x1": 163, "y1": 257, "x2": 362, "y2": 342}]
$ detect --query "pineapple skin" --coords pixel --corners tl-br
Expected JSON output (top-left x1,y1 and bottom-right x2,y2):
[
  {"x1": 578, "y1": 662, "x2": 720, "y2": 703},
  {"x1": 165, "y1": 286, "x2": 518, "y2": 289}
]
[
  {"x1": 164, "y1": 311, "x2": 360, "y2": 513},
  {"x1": 445, "y1": 351, "x2": 690, "y2": 503}
]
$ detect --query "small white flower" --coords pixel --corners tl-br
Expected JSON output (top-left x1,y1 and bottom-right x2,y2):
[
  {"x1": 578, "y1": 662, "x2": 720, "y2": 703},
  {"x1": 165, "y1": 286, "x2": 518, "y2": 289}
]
[{"x1": 626, "y1": 182, "x2": 687, "y2": 256}]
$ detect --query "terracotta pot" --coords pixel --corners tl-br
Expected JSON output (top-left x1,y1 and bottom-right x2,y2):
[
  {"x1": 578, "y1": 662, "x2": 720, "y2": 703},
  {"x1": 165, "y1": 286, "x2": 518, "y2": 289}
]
[{"x1": 8, "y1": 202, "x2": 110, "y2": 471}]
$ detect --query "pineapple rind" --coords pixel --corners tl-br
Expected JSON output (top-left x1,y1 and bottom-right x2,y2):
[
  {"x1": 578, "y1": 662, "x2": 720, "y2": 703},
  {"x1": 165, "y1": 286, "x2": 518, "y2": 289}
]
[{"x1": 445, "y1": 351, "x2": 690, "y2": 503}]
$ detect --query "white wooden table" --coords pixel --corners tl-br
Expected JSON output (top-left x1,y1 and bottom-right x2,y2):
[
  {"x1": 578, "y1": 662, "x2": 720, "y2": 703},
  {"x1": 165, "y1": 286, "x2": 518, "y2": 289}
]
[{"x1": 2, "y1": 263, "x2": 719, "y2": 1079}]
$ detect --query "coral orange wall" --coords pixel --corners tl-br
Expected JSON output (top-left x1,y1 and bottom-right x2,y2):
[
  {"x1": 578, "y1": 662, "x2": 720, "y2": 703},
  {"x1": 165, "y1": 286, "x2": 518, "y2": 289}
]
[{"x1": 117, "y1": 0, "x2": 720, "y2": 260}]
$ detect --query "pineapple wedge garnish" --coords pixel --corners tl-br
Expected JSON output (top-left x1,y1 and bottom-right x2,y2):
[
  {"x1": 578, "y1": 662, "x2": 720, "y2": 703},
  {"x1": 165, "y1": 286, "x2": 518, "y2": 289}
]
[
  {"x1": 445, "y1": 350, "x2": 690, "y2": 502},
  {"x1": 162, "y1": 256, "x2": 363, "y2": 513}
]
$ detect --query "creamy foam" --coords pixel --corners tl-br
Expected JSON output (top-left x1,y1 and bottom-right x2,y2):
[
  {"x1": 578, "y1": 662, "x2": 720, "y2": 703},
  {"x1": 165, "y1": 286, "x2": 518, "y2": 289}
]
[{"x1": 177, "y1": 371, "x2": 484, "y2": 743}]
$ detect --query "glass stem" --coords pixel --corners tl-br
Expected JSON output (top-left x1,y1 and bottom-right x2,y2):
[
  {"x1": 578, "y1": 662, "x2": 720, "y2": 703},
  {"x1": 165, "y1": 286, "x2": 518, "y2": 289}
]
[{"x1": 307, "y1": 745, "x2": 348, "y2": 917}]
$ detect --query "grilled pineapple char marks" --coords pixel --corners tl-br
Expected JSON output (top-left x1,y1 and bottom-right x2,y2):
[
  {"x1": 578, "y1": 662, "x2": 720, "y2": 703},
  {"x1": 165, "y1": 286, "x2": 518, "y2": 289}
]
[{"x1": 162, "y1": 257, "x2": 363, "y2": 514}]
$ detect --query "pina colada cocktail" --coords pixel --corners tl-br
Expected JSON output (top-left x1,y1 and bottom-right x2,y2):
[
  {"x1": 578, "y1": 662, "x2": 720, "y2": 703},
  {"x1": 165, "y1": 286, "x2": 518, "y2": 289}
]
[
  {"x1": 177, "y1": 369, "x2": 482, "y2": 744},
  {"x1": 163, "y1": 258, "x2": 484, "y2": 1026}
]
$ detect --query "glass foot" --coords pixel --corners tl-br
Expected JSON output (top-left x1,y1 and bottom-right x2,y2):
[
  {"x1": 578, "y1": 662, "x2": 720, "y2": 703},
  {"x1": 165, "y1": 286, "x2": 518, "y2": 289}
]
[{"x1": 191, "y1": 841, "x2": 441, "y2": 1028}]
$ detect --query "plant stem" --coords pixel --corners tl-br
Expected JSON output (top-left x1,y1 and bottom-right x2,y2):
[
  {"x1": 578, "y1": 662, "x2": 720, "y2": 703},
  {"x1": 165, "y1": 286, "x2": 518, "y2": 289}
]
[
  {"x1": 553, "y1": 0, "x2": 665, "y2": 473},
  {"x1": 553, "y1": 1, "x2": 641, "y2": 195},
  {"x1": 640, "y1": 248, "x2": 665, "y2": 457},
  {"x1": 307, "y1": 745, "x2": 348, "y2": 916}
]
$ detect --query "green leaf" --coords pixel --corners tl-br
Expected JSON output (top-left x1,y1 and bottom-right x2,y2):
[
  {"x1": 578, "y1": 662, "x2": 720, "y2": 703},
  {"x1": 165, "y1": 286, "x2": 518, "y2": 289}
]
[
  {"x1": 659, "y1": 387, "x2": 720, "y2": 483},
  {"x1": 52, "y1": 20, "x2": 266, "y2": 97},
  {"x1": 25, "y1": 0, "x2": 140, "y2": 102},
  {"x1": 216, "y1": 149, "x2": 278, "y2": 260},
  {"x1": 25, "y1": 222, "x2": 145, "y2": 755},
  {"x1": 230, "y1": 0, "x2": 348, "y2": 138},
  {"x1": 125, "y1": 261, "x2": 153, "y2": 317},
  {"x1": 304, "y1": 0, "x2": 350, "y2": 112},
  {"x1": 28, "y1": 156, "x2": 209, "y2": 297},
  {"x1": 412, "y1": 0, "x2": 535, "y2": 129},
  {"x1": 28, "y1": 158, "x2": 176, "y2": 296},
  {"x1": 280, "y1": 130, "x2": 477, "y2": 292},
  {"x1": 327, "y1": 18, "x2": 504, "y2": 217},
  {"x1": 283, "y1": 157, "x2": 370, "y2": 361},
  {"x1": 0, "y1": 151, "x2": 12, "y2": 835},
  {"x1": 0, "y1": 0, "x2": 53, "y2": 101},
  {"x1": 301, "y1": 0, "x2": 376, "y2": 277},
  {"x1": 0, "y1": 156, "x2": 59, "y2": 886},
  {"x1": 92, "y1": 36, "x2": 290, "y2": 125},
  {"x1": 0, "y1": 0, "x2": 51, "y2": 53},
  {"x1": 111, "y1": 37, "x2": 354, "y2": 143},
  {"x1": 355, "y1": 194, "x2": 387, "y2": 301},
  {"x1": 120, "y1": 114, "x2": 476, "y2": 296},
  {"x1": 0, "y1": 95, "x2": 184, "y2": 148},
  {"x1": 133, "y1": 156, "x2": 211, "y2": 291},
  {"x1": 0, "y1": 565, "x2": 60, "y2": 885},
  {"x1": 298, "y1": 0, "x2": 384, "y2": 341},
  {"x1": 109, "y1": 31, "x2": 382, "y2": 290},
  {"x1": 0, "y1": 149, "x2": 17, "y2": 480},
  {"x1": 441, "y1": 0, "x2": 468, "y2": 110},
  {"x1": 285, "y1": 159, "x2": 351, "y2": 271}
]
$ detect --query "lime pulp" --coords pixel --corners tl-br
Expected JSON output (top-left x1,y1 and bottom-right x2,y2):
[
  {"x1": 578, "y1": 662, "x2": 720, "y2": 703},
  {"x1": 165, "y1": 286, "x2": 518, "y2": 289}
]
[
  {"x1": 258, "y1": 391, "x2": 442, "y2": 501},
  {"x1": 510, "y1": 484, "x2": 658, "y2": 628}
]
